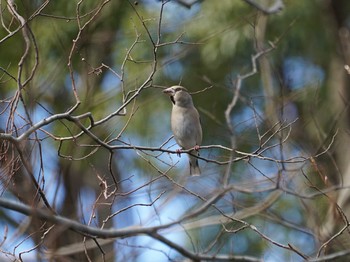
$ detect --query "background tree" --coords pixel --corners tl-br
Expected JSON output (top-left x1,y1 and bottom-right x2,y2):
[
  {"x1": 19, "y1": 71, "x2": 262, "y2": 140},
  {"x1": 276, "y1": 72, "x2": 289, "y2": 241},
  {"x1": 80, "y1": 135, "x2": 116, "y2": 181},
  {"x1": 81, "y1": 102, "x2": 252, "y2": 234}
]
[{"x1": 1, "y1": 0, "x2": 350, "y2": 261}]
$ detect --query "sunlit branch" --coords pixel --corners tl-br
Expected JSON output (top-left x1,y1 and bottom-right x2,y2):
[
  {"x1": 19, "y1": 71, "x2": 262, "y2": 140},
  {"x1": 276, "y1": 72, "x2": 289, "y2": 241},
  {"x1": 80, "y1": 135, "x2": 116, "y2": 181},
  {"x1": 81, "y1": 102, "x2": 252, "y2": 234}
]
[{"x1": 243, "y1": 0, "x2": 284, "y2": 14}]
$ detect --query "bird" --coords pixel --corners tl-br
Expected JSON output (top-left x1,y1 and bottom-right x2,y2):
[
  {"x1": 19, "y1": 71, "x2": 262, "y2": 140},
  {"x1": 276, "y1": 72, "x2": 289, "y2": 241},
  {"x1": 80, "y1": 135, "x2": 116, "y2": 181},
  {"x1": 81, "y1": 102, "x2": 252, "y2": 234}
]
[{"x1": 163, "y1": 85, "x2": 202, "y2": 175}]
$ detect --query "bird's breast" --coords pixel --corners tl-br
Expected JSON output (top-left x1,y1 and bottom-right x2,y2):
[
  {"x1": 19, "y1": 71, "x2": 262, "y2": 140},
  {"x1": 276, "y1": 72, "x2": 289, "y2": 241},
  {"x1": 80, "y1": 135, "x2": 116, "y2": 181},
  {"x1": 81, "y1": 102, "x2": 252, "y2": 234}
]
[{"x1": 171, "y1": 107, "x2": 197, "y2": 149}]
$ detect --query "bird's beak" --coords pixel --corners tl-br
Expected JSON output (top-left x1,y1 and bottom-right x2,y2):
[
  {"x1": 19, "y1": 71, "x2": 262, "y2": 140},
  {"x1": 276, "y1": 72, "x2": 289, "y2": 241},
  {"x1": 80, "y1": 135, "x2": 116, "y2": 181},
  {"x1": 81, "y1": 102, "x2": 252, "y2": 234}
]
[{"x1": 163, "y1": 88, "x2": 175, "y2": 96}]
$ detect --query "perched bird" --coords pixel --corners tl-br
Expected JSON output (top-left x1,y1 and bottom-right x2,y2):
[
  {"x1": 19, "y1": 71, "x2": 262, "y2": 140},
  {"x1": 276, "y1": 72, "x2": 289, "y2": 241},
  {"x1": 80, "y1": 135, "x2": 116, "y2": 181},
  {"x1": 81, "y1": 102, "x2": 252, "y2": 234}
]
[{"x1": 163, "y1": 86, "x2": 202, "y2": 175}]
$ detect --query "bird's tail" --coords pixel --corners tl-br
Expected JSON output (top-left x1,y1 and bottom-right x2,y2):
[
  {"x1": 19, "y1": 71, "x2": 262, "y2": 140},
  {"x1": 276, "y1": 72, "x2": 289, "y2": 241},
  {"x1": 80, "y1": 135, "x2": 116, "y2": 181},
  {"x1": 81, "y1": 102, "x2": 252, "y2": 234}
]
[{"x1": 189, "y1": 152, "x2": 201, "y2": 176}]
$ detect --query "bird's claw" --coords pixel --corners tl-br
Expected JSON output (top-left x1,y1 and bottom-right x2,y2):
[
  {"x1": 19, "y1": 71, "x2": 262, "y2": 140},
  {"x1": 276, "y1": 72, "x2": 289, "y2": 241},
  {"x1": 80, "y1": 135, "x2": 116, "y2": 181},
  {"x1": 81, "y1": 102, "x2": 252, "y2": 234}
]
[{"x1": 194, "y1": 145, "x2": 200, "y2": 151}]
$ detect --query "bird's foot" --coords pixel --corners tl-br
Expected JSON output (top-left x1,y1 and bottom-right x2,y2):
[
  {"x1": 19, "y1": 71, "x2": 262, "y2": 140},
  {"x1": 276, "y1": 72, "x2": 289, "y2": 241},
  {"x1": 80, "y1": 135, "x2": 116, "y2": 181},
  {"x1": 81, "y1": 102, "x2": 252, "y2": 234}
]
[
  {"x1": 176, "y1": 149, "x2": 182, "y2": 157},
  {"x1": 194, "y1": 145, "x2": 200, "y2": 151}
]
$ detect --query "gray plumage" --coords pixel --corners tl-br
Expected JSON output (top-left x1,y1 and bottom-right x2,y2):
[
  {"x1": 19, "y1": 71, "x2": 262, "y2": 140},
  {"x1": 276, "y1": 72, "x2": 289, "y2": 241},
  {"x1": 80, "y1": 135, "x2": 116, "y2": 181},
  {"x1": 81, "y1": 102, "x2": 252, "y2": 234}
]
[{"x1": 163, "y1": 86, "x2": 202, "y2": 175}]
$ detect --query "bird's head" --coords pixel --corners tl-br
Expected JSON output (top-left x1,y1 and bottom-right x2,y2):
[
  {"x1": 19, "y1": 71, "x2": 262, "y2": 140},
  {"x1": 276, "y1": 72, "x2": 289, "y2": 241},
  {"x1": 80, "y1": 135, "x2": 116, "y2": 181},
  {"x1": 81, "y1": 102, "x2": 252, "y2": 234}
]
[{"x1": 163, "y1": 86, "x2": 193, "y2": 107}]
